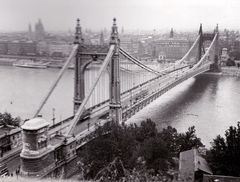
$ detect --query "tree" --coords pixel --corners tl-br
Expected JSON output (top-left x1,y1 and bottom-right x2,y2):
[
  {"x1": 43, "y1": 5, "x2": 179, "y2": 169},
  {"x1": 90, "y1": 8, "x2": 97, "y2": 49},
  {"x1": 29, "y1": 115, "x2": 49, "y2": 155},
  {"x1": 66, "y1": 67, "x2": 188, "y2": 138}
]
[
  {"x1": 0, "y1": 112, "x2": 21, "y2": 127},
  {"x1": 178, "y1": 126, "x2": 204, "y2": 153},
  {"x1": 137, "y1": 136, "x2": 173, "y2": 174},
  {"x1": 206, "y1": 124, "x2": 240, "y2": 177},
  {"x1": 79, "y1": 120, "x2": 204, "y2": 180},
  {"x1": 81, "y1": 121, "x2": 138, "y2": 179},
  {"x1": 158, "y1": 126, "x2": 203, "y2": 157},
  {"x1": 135, "y1": 118, "x2": 158, "y2": 142},
  {"x1": 158, "y1": 126, "x2": 180, "y2": 156}
]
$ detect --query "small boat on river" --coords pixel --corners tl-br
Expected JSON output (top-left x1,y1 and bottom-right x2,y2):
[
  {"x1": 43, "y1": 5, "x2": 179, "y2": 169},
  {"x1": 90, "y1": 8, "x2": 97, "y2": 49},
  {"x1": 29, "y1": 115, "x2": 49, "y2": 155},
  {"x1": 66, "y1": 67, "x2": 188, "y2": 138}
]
[{"x1": 13, "y1": 59, "x2": 51, "y2": 69}]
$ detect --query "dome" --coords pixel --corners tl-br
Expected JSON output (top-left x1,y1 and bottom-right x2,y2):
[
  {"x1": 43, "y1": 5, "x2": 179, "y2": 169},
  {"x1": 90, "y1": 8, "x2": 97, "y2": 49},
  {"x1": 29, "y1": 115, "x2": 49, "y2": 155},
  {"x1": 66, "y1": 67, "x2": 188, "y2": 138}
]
[{"x1": 22, "y1": 118, "x2": 49, "y2": 130}]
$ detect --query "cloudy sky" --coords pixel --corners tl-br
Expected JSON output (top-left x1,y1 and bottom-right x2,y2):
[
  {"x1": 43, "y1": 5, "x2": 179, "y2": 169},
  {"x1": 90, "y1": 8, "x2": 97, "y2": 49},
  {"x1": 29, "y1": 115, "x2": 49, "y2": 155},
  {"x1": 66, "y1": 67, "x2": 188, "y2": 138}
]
[{"x1": 0, "y1": 0, "x2": 239, "y2": 32}]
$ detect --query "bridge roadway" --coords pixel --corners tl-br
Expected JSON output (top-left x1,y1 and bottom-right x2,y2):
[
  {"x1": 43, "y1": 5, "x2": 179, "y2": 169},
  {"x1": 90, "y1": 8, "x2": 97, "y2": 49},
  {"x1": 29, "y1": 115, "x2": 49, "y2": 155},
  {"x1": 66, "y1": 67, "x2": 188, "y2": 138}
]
[{"x1": 48, "y1": 63, "x2": 210, "y2": 144}]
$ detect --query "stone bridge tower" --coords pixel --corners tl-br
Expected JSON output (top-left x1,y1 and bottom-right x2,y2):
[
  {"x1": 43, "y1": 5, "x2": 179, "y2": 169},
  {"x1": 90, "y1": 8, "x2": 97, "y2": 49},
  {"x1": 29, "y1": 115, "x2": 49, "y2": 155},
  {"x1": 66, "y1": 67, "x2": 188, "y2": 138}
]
[{"x1": 198, "y1": 24, "x2": 220, "y2": 71}]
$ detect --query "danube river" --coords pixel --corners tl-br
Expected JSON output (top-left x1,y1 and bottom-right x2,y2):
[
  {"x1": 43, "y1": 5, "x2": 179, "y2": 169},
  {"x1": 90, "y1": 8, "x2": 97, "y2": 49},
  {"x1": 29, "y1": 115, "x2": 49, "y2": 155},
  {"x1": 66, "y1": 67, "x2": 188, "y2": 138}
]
[{"x1": 1, "y1": 66, "x2": 240, "y2": 148}]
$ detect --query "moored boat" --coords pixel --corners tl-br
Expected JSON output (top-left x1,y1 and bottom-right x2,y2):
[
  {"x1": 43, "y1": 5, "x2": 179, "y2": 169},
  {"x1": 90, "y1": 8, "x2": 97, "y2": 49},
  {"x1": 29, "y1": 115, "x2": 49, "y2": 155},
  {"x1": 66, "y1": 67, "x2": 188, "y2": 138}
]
[{"x1": 13, "y1": 60, "x2": 51, "y2": 69}]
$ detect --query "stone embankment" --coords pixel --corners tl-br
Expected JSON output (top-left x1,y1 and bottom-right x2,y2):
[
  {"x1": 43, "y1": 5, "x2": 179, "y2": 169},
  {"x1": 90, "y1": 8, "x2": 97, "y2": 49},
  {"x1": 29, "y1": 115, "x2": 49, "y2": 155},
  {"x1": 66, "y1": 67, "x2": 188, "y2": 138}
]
[{"x1": 221, "y1": 66, "x2": 240, "y2": 77}]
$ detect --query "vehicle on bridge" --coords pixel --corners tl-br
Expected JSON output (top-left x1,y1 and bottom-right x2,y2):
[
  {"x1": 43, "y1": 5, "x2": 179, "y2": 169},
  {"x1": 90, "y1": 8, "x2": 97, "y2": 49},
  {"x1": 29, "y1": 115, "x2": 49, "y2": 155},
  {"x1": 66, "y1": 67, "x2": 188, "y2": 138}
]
[
  {"x1": 133, "y1": 89, "x2": 149, "y2": 102},
  {"x1": 79, "y1": 109, "x2": 91, "y2": 121}
]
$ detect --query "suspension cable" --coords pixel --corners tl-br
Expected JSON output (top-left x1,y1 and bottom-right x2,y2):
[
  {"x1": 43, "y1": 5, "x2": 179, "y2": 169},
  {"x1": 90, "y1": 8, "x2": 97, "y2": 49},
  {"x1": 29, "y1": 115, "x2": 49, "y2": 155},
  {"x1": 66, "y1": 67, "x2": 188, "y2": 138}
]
[
  {"x1": 33, "y1": 44, "x2": 78, "y2": 118},
  {"x1": 119, "y1": 48, "x2": 160, "y2": 75}
]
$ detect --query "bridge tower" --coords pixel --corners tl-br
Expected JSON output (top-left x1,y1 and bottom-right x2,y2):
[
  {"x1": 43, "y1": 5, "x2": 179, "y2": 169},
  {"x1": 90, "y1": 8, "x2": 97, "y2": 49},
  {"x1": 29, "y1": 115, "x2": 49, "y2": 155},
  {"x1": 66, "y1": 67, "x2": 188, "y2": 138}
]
[
  {"x1": 73, "y1": 18, "x2": 122, "y2": 123},
  {"x1": 213, "y1": 24, "x2": 220, "y2": 71},
  {"x1": 73, "y1": 19, "x2": 85, "y2": 114},
  {"x1": 109, "y1": 18, "x2": 122, "y2": 123},
  {"x1": 198, "y1": 24, "x2": 220, "y2": 71}
]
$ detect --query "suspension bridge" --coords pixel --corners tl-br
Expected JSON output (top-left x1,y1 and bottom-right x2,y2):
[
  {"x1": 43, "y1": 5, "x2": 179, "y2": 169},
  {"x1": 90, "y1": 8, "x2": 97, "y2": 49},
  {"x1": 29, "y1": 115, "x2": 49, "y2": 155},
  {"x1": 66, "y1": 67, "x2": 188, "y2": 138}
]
[{"x1": 19, "y1": 18, "x2": 220, "y2": 178}]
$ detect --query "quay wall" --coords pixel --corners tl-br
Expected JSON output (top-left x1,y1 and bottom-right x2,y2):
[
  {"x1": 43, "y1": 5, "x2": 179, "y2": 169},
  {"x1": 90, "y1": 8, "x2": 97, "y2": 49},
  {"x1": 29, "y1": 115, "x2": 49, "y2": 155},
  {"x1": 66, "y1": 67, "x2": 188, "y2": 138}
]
[{"x1": 221, "y1": 66, "x2": 240, "y2": 77}]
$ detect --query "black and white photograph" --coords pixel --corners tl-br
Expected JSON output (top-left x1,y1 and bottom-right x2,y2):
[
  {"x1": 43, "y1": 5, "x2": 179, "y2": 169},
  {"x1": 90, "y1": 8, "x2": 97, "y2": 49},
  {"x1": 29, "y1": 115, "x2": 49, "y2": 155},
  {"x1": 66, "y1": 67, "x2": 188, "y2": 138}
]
[{"x1": 0, "y1": 0, "x2": 239, "y2": 181}]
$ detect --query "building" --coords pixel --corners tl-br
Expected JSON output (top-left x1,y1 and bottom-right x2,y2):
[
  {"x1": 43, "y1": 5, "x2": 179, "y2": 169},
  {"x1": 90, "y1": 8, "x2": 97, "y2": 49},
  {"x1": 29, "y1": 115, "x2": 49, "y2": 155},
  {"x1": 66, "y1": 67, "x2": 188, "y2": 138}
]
[
  {"x1": 7, "y1": 40, "x2": 37, "y2": 55},
  {"x1": 230, "y1": 37, "x2": 240, "y2": 60},
  {"x1": 36, "y1": 41, "x2": 49, "y2": 56},
  {"x1": 120, "y1": 35, "x2": 133, "y2": 53},
  {"x1": 155, "y1": 29, "x2": 192, "y2": 61},
  {"x1": 28, "y1": 23, "x2": 33, "y2": 40},
  {"x1": 220, "y1": 48, "x2": 228, "y2": 65},
  {"x1": 48, "y1": 42, "x2": 74, "y2": 57},
  {"x1": 0, "y1": 41, "x2": 8, "y2": 55},
  {"x1": 100, "y1": 31, "x2": 104, "y2": 45},
  {"x1": 179, "y1": 149, "x2": 212, "y2": 182},
  {"x1": 0, "y1": 126, "x2": 22, "y2": 157},
  {"x1": 158, "y1": 51, "x2": 166, "y2": 62}
]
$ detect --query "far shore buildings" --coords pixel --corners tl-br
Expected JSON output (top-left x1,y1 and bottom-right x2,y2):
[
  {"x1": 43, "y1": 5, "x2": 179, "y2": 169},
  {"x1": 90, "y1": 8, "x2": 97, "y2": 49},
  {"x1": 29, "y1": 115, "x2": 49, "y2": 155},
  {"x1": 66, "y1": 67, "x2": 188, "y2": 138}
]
[
  {"x1": 0, "y1": 19, "x2": 74, "y2": 58},
  {"x1": 154, "y1": 28, "x2": 193, "y2": 61},
  {"x1": 120, "y1": 28, "x2": 195, "y2": 62},
  {"x1": 0, "y1": 21, "x2": 239, "y2": 62}
]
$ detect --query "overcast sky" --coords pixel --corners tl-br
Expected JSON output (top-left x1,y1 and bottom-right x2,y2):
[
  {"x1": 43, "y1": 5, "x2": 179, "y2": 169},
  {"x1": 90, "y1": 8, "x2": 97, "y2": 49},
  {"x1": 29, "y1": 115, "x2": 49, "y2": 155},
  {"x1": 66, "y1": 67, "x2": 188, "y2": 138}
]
[{"x1": 0, "y1": 0, "x2": 239, "y2": 32}]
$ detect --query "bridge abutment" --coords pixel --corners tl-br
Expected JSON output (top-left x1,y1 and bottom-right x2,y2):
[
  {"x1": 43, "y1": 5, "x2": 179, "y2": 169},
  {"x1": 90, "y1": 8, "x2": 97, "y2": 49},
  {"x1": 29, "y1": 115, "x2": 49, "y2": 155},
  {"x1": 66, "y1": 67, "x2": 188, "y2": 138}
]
[
  {"x1": 20, "y1": 117, "x2": 81, "y2": 179},
  {"x1": 20, "y1": 118, "x2": 54, "y2": 178}
]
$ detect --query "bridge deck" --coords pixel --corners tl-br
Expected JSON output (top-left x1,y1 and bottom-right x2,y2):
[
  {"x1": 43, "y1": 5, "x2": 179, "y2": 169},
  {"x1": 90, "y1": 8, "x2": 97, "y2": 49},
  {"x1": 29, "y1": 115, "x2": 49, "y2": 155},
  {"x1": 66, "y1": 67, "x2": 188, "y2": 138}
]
[{"x1": 48, "y1": 110, "x2": 109, "y2": 147}]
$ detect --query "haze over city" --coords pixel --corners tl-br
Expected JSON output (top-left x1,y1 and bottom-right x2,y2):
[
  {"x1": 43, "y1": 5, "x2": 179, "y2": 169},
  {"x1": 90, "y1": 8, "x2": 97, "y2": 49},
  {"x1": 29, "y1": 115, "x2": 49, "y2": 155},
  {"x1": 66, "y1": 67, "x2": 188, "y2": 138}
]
[{"x1": 0, "y1": 0, "x2": 239, "y2": 32}]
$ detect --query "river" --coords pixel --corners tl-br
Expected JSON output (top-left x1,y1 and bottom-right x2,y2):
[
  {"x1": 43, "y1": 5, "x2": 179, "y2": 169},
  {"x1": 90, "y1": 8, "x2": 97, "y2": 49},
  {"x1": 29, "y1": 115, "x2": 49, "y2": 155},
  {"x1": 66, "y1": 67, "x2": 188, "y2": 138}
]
[{"x1": 1, "y1": 65, "x2": 240, "y2": 148}]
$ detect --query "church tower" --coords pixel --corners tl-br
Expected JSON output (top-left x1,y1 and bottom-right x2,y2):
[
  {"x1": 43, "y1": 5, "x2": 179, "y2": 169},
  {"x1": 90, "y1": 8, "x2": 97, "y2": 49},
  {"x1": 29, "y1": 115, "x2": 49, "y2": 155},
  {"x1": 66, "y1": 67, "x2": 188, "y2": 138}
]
[
  {"x1": 170, "y1": 28, "x2": 174, "y2": 38},
  {"x1": 28, "y1": 23, "x2": 33, "y2": 39},
  {"x1": 35, "y1": 19, "x2": 45, "y2": 41},
  {"x1": 100, "y1": 31, "x2": 104, "y2": 45}
]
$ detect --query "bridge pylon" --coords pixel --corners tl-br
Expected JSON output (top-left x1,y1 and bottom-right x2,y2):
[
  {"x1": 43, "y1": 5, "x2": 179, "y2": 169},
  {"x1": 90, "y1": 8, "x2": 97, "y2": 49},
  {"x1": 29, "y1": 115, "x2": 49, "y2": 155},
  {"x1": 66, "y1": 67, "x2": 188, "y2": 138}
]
[
  {"x1": 213, "y1": 24, "x2": 221, "y2": 72},
  {"x1": 72, "y1": 18, "x2": 122, "y2": 123},
  {"x1": 198, "y1": 23, "x2": 221, "y2": 72},
  {"x1": 73, "y1": 19, "x2": 85, "y2": 113},
  {"x1": 109, "y1": 18, "x2": 122, "y2": 123}
]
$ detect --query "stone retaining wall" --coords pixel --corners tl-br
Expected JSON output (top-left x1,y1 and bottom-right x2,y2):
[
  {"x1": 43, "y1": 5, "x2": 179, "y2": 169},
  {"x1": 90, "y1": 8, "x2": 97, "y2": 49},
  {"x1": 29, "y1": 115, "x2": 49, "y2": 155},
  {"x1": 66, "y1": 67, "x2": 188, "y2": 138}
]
[{"x1": 221, "y1": 66, "x2": 240, "y2": 77}]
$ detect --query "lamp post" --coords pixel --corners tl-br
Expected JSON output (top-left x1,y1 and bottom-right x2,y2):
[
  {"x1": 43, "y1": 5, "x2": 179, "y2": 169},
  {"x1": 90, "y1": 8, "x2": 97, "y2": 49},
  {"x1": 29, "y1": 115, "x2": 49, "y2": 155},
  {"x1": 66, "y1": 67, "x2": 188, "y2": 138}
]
[{"x1": 52, "y1": 108, "x2": 55, "y2": 125}]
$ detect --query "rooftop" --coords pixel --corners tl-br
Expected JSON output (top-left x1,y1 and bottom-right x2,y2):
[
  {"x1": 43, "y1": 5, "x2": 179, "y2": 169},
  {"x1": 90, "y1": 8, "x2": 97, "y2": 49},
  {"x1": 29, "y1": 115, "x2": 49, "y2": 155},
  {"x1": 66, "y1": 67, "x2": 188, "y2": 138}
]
[{"x1": 21, "y1": 118, "x2": 50, "y2": 130}]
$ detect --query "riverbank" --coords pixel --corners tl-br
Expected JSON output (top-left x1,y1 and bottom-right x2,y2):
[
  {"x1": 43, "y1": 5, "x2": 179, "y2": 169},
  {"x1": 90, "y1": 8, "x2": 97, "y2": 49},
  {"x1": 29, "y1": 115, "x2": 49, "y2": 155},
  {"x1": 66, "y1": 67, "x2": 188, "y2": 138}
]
[
  {"x1": 0, "y1": 58, "x2": 17, "y2": 66},
  {"x1": 203, "y1": 66, "x2": 240, "y2": 77},
  {"x1": 221, "y1": 66, "x2": 240, "y2": 77}
]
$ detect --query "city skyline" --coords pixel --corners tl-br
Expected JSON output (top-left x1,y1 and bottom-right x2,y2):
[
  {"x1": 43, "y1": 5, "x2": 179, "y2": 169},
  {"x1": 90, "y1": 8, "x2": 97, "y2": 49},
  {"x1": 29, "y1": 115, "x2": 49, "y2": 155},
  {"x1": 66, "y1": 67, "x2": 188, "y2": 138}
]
[{"x1": 0, "y1": 0, "x2": 239, "y2": 32}]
